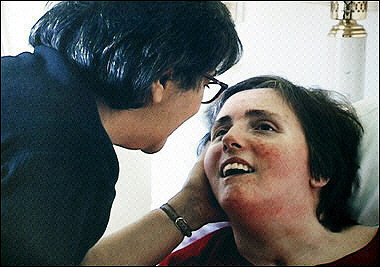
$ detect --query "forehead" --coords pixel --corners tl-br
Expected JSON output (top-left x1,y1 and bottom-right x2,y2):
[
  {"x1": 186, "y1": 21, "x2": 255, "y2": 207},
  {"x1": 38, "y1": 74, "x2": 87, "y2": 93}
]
[{"x1": 216, "y1": 88, "x2": 292, "y2": 120}]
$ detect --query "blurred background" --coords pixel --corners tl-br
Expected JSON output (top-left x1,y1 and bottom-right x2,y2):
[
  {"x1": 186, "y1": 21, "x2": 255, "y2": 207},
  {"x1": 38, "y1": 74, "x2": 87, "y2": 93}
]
[{"x1": 2, "y1": 1, "x2": 378, "y2": 237}]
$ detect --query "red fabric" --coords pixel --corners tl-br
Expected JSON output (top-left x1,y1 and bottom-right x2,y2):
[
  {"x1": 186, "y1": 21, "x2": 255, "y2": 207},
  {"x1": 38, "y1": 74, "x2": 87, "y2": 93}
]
[{"x1": 159, "y1": 227, "x2": 379, "y2": 266}]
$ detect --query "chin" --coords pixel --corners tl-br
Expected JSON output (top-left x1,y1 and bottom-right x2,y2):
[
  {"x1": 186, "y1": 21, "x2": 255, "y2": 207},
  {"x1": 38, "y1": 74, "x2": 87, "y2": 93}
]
[
  {"x1": 142, "y1": 140, "x2": 167, "y2": 154},
  {"x1": 142, "y1": 147, "x2": 161, "y2": 154}
]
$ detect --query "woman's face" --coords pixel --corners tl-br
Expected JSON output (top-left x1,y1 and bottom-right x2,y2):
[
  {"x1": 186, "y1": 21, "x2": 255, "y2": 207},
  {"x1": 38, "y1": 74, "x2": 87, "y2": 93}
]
[{"x1": 204, "y1": 88, "x2": 314, "y2": 221}]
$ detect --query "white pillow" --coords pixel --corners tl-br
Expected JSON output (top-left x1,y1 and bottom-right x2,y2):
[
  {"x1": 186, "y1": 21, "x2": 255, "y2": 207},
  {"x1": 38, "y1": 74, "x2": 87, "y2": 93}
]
[{"x1": 349, "y1": 97, "x2": 379, "y2": 226}]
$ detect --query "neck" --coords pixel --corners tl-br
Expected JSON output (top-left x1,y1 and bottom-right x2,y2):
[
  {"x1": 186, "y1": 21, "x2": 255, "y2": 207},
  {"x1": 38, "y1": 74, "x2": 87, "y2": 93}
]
[
  {"x1": 96, "y1": 102, "x2": 164, "y2": 151},
  {"x1": 231, "y1": 216, "x2": 338, "y2": 266}
]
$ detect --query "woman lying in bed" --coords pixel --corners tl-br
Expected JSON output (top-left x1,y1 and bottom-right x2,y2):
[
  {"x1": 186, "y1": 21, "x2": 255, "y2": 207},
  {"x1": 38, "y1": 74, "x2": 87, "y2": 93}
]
[{"x1": 159, "y1": 75, "x2": 378, "y2": 266}]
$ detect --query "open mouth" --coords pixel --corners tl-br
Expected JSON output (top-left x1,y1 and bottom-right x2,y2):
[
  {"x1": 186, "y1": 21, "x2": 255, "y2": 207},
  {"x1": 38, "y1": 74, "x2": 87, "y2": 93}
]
[{"x1": 221, "y1": 162, "x2": 255, "y2": 178}]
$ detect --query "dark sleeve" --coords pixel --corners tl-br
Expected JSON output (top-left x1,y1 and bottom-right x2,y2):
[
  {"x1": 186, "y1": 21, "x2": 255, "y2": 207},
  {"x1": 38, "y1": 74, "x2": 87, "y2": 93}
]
[
  {"x1": 2, "y1": 50, "x2": 118, "y2": 265},
  {"x1": 2, "y1": 146, "x2": 118, "y2": 265}
]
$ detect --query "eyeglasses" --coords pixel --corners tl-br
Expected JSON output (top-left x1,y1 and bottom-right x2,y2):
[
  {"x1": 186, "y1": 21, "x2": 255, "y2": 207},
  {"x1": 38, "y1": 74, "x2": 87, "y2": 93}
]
[{"x1": 201, "y1": 74, "x2": 228, "y2": 104}]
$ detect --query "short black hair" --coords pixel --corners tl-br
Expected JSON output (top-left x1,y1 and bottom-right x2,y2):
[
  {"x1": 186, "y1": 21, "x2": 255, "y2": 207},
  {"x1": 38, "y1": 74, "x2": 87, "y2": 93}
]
[
  {"x1": 29, "y1": 1, "x2": 242, "y2": 109},
  {"x1": 198, "y1": 75, "x2": 364, "y2": 232}
]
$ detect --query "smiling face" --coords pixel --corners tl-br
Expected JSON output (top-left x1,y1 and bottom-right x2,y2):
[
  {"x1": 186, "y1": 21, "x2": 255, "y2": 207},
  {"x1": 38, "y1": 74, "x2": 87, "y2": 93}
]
[{"x1": 204, "y1": 88, "x2": 316, "y2": 223}]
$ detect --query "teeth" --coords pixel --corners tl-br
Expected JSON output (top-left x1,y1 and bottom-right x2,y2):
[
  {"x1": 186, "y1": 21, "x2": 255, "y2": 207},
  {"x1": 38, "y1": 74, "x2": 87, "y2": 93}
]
[{"x1": 222, "y1": 163, "x2": 253, "y2": 177}]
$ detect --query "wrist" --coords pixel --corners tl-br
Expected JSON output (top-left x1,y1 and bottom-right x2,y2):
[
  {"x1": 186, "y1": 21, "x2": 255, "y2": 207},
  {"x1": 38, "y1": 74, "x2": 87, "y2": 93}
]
[
  {"x1": 167, "y1": 193, "x2": 207, "y2": 231},
  {"x1": 160, "y1": 203, "x2": 192, "y2": 237}
]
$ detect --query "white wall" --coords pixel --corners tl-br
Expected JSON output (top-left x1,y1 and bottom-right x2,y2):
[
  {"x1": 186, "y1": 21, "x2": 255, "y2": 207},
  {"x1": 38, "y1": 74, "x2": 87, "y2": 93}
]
[
  {"x1": 2, "y1": 1, "x2": 379, "y2": 236},
  {"x1": 1, "y1": 1, "x2": 50, "y2": 55},
  {"x1": 104, "y1": 147, "x2": 152, "y2": 236},
  {"x1": 218, "y1": 2, "x2": 379, "y2": 98}
]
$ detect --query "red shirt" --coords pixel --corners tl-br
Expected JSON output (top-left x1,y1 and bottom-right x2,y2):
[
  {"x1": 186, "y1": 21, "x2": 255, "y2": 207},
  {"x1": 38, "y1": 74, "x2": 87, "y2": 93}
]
[{"x1": 159, "y1": 226, "x2": 379, "y2": 266}]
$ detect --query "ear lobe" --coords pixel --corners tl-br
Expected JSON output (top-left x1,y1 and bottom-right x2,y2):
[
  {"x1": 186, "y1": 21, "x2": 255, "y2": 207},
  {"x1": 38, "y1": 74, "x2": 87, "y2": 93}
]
[
  {"x1": 310, "y1": 177, "x2": 329, "y2": 189},
  {"x1": 151, "y1": 80, "x2": 164, "y2": 104}
]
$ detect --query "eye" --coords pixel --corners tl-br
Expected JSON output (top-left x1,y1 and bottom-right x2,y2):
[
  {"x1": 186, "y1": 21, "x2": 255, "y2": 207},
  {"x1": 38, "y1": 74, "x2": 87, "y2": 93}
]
[
  {"x1": 211, "y1": 128, "x2": 228, "y2": 140},
  {"x1": 254, "y1": 121, "x2": 276, "y2": 132},
  {"x1": 258, "y1": 124, "x2": 274, "y2": 131}
]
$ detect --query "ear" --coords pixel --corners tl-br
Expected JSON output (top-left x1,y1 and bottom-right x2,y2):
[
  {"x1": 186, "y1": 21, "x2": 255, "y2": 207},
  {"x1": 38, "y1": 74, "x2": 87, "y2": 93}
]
[
  {"x1": 310, "y1": 177, "x2": 329, "y2": 189},
  {"x1": 151, "y1": 80, "x2": 164, "y2": 104},
  {"x1": 151, "y1": 70, "x2": 173, "y2": 104}
]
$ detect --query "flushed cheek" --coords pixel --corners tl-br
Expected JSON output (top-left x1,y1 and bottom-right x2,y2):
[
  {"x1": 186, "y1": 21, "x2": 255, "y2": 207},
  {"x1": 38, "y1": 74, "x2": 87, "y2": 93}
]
[
  {"x1": 253, "y1": 141, "x2": 309, "y2": 178},
  {"x1": 204, "y1": 144, "x2": 223, "y2": 180}
]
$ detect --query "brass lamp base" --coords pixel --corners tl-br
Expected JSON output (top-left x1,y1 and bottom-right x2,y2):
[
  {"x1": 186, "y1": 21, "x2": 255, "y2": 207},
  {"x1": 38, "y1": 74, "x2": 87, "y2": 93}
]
[{"x1": 329, "y1": 19, "x2": 367, "y2": 38}]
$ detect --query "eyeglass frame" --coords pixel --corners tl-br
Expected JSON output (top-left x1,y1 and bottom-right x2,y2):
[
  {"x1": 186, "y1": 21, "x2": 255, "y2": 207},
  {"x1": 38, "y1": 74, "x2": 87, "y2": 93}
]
[{"x1": 201, "y1": 74, "x2": 228, "y2": 104}]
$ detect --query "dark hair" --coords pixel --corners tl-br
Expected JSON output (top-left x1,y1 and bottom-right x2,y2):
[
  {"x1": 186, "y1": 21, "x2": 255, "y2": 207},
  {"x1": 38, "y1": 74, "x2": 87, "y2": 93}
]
[
  {"x1": 198, "y1": 75, "x2": 364, "y2": 232},
  {"x1": 29, "y1": 1, "x2": 242, "y2": 109}
]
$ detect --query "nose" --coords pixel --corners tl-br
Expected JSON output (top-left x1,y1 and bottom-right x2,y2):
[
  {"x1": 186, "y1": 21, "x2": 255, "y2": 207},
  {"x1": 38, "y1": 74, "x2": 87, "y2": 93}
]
[{"x1": 222, "y1": 128, "x2": 243, "y2": 152}]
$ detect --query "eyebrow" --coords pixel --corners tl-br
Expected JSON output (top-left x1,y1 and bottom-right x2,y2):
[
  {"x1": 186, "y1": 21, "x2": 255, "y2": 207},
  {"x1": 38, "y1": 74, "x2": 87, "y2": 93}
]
[
  {"x1": 244, "y1": 109, "x2": 278, "y2": 119},
  {"x1": 213, "y1": 109, "x2": 277, "y2": 126}
]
